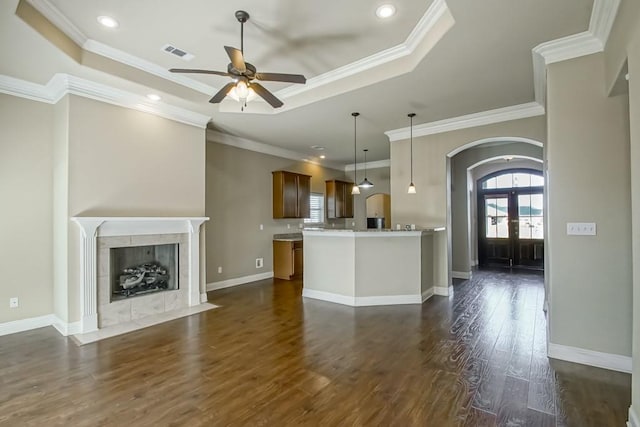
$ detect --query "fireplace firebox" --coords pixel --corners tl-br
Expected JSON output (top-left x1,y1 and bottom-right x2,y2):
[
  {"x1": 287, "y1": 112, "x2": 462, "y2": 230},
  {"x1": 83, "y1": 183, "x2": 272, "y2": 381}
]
[{"x1": 110, "y1": 243, "x2": 178, "y2": 301}]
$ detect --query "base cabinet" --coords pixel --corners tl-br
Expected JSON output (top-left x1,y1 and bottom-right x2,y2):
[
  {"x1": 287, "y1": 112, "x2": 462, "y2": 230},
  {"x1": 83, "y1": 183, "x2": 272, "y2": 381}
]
[{"x1": 273, "y1": 240, "x2": 303, "y2": 280}]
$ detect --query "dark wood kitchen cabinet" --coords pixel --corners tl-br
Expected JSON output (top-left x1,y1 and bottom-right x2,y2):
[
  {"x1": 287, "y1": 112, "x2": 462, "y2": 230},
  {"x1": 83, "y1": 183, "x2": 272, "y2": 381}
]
[
  {"x1": 325, "y1": 179, "x2": 354, "y2": 218},
  {"x1": 272, "y1": 171, "x2": 311, "y2": 219}
]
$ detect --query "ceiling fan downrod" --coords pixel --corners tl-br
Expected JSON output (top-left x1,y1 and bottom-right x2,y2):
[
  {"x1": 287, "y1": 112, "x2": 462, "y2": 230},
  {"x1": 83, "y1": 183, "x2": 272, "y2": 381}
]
[{"x1": 235, "y1": 10, "x2": 249, "y2": 54}]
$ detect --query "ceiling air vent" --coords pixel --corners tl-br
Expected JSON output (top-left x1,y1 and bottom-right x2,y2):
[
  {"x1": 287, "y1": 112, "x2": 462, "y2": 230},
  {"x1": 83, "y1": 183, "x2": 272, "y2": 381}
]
[{"x1": 161, "y1": 44, "x2": 194, "y2": 61}]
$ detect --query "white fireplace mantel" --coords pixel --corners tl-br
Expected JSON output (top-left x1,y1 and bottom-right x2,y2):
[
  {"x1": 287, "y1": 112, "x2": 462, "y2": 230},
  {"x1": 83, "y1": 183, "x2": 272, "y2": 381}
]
[{"x1": 71, "y1": 216, "x2": 209, "y2": 334}]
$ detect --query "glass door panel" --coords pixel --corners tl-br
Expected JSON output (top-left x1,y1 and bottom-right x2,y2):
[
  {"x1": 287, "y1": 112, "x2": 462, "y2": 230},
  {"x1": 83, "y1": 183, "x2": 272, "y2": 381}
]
[{"x1": 485, "y1": 197, "x2": 509, "y2": 238}]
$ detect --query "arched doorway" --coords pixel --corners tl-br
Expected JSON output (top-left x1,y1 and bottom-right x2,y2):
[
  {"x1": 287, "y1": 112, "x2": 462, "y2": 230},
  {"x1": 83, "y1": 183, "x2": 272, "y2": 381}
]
[
  {"x1": 446, "y1": 138, "x2": 543, "y2": 279},
  {"x1": 477, "y1": 168, "x2": 544, "y2": 269}
]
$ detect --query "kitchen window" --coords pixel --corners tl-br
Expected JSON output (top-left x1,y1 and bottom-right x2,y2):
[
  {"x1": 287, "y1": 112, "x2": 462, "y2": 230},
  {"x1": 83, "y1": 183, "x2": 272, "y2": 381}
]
[{"x1": 304, "y1": 193, "x2": 324, "y2": 224}]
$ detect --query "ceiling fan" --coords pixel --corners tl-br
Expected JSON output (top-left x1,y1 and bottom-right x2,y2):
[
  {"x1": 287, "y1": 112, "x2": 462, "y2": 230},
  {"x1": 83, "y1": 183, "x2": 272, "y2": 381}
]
[{"x1": 169, "y1": 10, "x2": 306, "y2": 109}]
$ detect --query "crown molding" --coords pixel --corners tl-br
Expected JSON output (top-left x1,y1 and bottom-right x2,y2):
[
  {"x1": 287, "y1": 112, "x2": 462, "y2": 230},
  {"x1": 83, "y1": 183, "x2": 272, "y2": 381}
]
[
  {"x1": 590, "y1": 0, "x2": 621, "y2": 46},
  {"x1": 345, "y1": 159, "x2": 391, "y2": 172},
  {"x1": 532, "y1": 31, "x2": 603, "y2": 65},
  {"x1": 385, "y1": 102, "x2": 544, "y2": 142},
  {"x1": 531, "y1": 0, "x2": 621, "y2": 105},
  {"x1": 206, "y1": 130, "x2": 345, "y2": 171},
  {"x1": 0, "y1": 74, "x2": 56, "y2": 103},
  {"x1": 0, "y1": 73, "x2": 210, "y2": 128}
]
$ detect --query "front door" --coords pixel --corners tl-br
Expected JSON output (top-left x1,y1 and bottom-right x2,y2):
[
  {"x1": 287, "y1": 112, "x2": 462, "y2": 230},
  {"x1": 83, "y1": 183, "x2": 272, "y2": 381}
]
[{"x1": 478, "y1": 170, "x2": 544, "y2": 269}]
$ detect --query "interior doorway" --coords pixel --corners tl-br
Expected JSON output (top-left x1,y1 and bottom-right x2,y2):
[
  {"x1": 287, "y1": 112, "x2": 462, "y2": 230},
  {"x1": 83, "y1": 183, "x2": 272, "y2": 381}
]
[{"x1": 477, "y1": 169, "x2": 544, "y2": 269}]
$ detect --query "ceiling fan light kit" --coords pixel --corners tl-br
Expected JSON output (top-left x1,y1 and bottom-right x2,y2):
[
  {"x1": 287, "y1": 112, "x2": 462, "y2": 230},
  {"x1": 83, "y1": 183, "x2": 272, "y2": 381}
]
[{"x1": 169, "y1": 10, "x2": 306, "y2": 110}]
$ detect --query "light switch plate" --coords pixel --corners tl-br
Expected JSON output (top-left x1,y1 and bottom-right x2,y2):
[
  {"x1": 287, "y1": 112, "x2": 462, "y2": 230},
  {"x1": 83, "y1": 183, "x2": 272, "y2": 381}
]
[{"x1": 567, "y1": 222, "x2": 596, "y2": 236}]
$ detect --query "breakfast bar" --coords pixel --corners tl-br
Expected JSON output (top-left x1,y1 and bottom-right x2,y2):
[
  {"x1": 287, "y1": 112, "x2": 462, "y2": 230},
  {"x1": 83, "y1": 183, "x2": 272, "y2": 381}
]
[{"x1": 302, "y1": 228, "x2": 447, "y2": 306}]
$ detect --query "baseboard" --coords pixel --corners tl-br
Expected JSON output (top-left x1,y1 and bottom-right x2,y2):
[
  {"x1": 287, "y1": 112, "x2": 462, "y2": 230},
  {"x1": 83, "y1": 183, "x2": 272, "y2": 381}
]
[
  {"x1": 0, "y1": 314, "x2": 54, "y2": 337},
  {"x1": 629, "y1": 406, "x2": 639, "y2": 427},
  {"x1": 452, "y1": 270, "x2": 472, "y2": 280},
  {"x1": 302, "y1": 288, "x2": 425, "y2": 307},
  {"x1": 355, "y1": 294, "x2": 423, "y2": 306},
  {"x1": 51, "y1": 316, "x2": 82, "y2": 336},
  {"x1": 200, "y1": 293, "x2": 208, "y2": 303},
  {"x1": 471, "y1": 259, "x2": 479, "y2": 267},
  {"x1": 434, "y1": 286, "x2": 451, "y2": 296},
  {"x1": 302, "y1": 288, "x2": 356, "y2": 306},
  {"x1": 0, "y1": 313, "x2": 85, "y2": 337},
  {"x1": 206, "y1": 272, "x2": 274, "y2": 291},
  {"x1": 548, "y1": 342, "x2": 632, "y2": 373},
  {"x1": 422, "y1": 288, "x2": 434, "y2": 302}
]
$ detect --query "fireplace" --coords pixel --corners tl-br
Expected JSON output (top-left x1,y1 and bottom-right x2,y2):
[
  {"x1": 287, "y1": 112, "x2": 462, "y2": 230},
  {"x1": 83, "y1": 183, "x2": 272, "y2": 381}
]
[
  {"x1": 71, "y1": 217, "x2": 208, "y2": 335},
  {"x1": 110, "y1": 243, "x2": 178, "y2": 301}
]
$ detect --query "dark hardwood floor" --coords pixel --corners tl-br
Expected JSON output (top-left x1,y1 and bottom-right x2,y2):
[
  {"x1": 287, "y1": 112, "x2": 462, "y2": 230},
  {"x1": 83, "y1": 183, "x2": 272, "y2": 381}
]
[{"x1": 0, "y1": 270, "x2": 631, "y2": 426}]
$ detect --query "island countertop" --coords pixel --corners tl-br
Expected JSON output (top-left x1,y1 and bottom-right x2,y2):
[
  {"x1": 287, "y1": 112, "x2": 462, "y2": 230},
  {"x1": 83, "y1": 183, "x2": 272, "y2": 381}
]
[{"x1": 302, "y1": 227, "x2": 445, "y2": 237}]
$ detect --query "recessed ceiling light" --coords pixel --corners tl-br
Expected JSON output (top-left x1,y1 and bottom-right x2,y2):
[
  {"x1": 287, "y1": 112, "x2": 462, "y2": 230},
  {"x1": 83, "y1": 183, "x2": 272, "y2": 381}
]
[
  {"x1": 146, "y1": 94, "x2": 161, "y2": 102},
  {"x1": 376, "y1": 4, "x2": 396, "y2": 18},
  {"x1": 320, "y1": 155, "x2": 326, "y2": 159},
  {"x1": 311, "y1": 145, "x2": 325, "y2": 151},
  {"x1": 97, "y1": 15, "x2": 119, "y2": 28}
]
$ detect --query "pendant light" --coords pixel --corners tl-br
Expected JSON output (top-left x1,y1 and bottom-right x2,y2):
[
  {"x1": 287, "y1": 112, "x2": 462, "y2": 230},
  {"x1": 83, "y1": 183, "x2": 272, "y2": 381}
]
[
  {"x1": 407, "y1": 113, "x2": 417, "y2": 194},
  {"x1": 358, "y1": 149, "x2": 374, "y2": 189},
  {"x1": 351, "y1": 112, "x2": 360, "y2": 195}
]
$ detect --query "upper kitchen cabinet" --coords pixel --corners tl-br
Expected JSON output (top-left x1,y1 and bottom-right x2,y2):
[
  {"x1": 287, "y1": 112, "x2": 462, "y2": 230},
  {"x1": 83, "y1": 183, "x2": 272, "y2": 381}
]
[
  {"x1": 325, "y1": 179, "x2": 354, "y2": 219},
  {"x1": 272, "y1": 171, "x2": 311, "y2": 219}
]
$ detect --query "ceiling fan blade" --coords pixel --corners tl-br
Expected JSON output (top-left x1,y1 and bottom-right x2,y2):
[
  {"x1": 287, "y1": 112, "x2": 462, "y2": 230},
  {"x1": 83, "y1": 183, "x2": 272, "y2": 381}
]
[
  {"x1": 209, "y1": 82, "x2": 237, "y2": 103},
  {"x1": 250, "y1": 82, "x2": 284, "y2": 108},
  {"x1": 224, "y1": 46, "x2": 246, "y2": 73},
  {"x1": 255, "y1": 72, "x2": 306, "y2": 84},
  {"x1": 169, "y1": 68, "x2": 232, "y2": 77}
]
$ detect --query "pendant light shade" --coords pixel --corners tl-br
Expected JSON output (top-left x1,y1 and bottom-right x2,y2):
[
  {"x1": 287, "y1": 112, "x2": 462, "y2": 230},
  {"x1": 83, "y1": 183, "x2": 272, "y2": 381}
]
[
  {"x1": 358, "y1": 149, "x2": 374, "y2": 189},
  {"x1": 408, "y1": 113, "x2": 416, "y2": 194},
  {"x1": 351, "y1": 112, "x2": 360, "y2": 195}
]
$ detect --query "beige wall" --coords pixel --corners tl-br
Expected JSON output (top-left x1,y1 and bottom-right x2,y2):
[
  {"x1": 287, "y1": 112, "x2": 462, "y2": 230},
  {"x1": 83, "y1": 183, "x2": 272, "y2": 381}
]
[
  {"x1": 205, "y1": 140, "x2": 352, "y2": 283},
  {"x1": 547, "y1": 53, "x2": 632, "y2": 357},
  {"x1": 605, "y1": 1, "x2": 640, "y2": 419},
  {"x1": 53, "y1": 96, "x2": 69, "y2": 322},
  {"x1": 629, "y1": 30, "x2": 640, "y2": 427},
  {"x1": 0, "y1": 94, "x2": 53, "y2": 323},
  {"x1": 67, "y1": 96, "x2": 205, "y2": 217}
]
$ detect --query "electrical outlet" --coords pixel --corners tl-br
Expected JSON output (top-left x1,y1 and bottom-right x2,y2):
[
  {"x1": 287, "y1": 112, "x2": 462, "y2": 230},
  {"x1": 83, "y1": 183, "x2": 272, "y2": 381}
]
[
  {"x1": 217, "y1": 266, "x2": 222, "y2": 274},
  {"x1": 287, "y1": 224, "x2": 291, "y2": 229},
  {"x1": 9, "y1": 297, "x2": 18, "y2": 308},
  {"x1": 259, "y1": 224, "x2": 263, "y2": 230},
  {"x1": 256, "y1": 258, "x2": 264, "y2": 269}
]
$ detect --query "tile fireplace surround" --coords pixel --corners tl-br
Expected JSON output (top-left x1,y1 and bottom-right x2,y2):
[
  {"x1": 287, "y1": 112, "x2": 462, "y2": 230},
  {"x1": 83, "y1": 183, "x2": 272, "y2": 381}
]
[{"x1": 71, "y1": 217, "x2": 211, "y2": 343}]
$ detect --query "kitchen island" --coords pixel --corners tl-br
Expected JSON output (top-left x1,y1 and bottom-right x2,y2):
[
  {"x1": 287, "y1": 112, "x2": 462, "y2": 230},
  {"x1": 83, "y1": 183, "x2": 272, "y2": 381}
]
[{"x1": 302, "y1": 228, "x2": 448, "y2": 307}]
